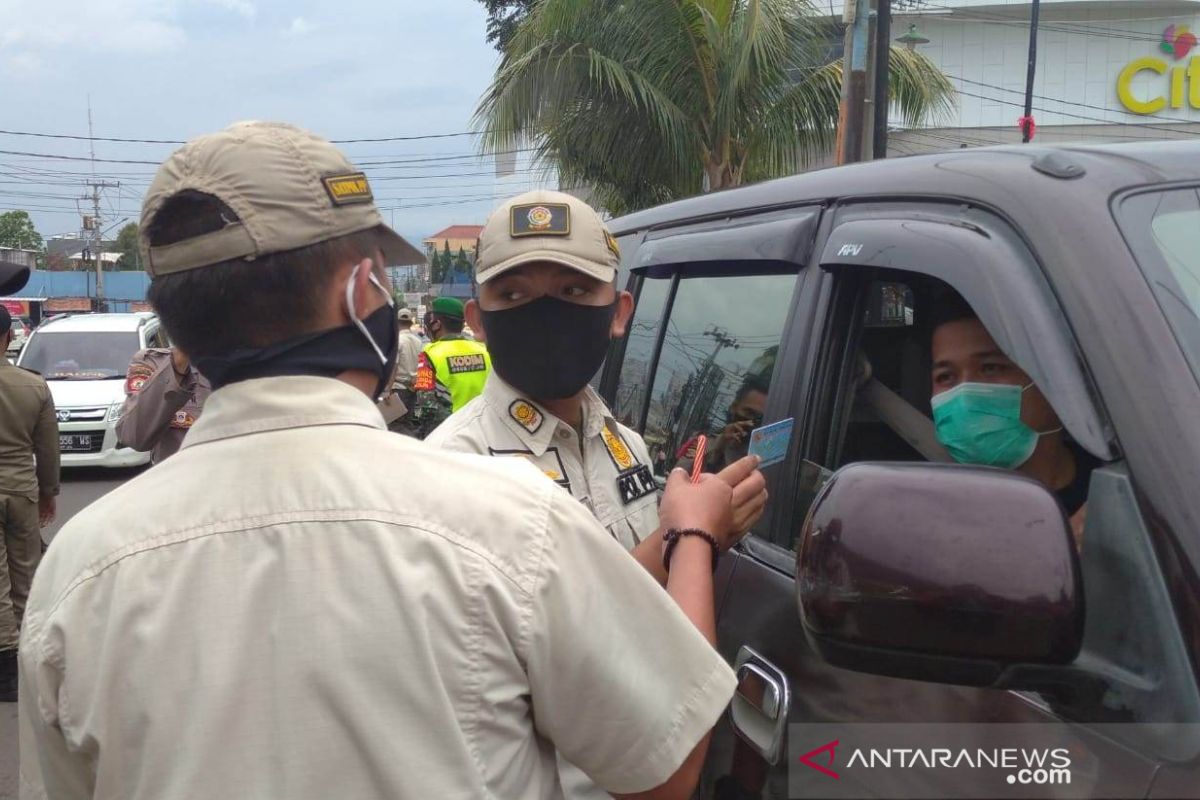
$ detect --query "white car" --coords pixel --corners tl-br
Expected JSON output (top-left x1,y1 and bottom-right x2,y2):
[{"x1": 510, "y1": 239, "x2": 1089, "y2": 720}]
[{"x1": 17, "y1": 313, "x2": 167, "y2": 468}]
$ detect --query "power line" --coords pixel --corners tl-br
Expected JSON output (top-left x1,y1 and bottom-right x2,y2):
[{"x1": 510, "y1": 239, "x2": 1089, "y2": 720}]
[
  {"x1": 910, "y1": 0, "x2": 1167, "y2": 44},
  {"x1": 946, "y1": 73, "x2": 1200, "y2": 128},
  {"x1": 0, "y1": 127, "x2": 501, "y2": 146},
  {"x1": 952, "y1": 88, "x2": 1200, "y2": 136}
]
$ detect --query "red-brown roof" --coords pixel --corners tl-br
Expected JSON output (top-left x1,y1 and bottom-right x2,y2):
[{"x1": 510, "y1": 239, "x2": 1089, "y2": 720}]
[{"x1": 423, "y1": 224, "x2": 484, "y2": 242}]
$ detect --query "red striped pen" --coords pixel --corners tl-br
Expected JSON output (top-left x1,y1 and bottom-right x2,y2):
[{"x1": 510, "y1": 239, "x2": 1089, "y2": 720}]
[{"x1": 690, "y1": 435, "x2": 707, "y2": 484}]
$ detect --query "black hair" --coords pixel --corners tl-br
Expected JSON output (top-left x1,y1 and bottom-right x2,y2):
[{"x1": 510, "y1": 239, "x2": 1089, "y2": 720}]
[
  {"x1": 734, "y1": 374, "x2": 770, "y2": 404},
  {"x1": 145, "y1": 191, "x2": 390, "y2": 358},
  {"x1": 925, "y1": 287, "x2": 979, "y2": 334},
  {"x1": 433, "y1": 313, "x2": 465, "y2": 334}
]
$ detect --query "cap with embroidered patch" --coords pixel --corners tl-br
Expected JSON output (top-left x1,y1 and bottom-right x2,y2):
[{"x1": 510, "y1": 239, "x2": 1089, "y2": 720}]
[
  {"x1": 139, "y1": 121, "x2": 424, "y2": 277},
  {"x1": 475, "y1": 190, "x2": 620, "y2": 285}
]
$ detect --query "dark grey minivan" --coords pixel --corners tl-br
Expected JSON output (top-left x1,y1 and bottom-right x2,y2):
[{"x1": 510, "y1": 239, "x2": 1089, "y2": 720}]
[{"x1": 599, "y1": 143, "x2": 1200, "y2": 798}]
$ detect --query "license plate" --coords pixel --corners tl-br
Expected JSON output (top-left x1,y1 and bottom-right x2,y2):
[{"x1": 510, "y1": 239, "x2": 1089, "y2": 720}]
[{"x1": 59, "y1": 434, "x2": 93, "y2": 452}]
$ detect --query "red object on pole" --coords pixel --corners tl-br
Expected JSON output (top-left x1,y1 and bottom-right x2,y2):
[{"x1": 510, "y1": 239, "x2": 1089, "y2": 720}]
[{"x1": 1018, "y1": 115, "x2": 1036, "y2": 141}]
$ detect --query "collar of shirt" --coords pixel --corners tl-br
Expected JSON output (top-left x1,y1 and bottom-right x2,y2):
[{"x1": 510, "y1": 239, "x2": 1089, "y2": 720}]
[
  {"x1": 182, "y1": 375, "x2": 385, "y2": 450},
  {"x1": 483, "y1": 374, "x2": 613, "y2": 457}
]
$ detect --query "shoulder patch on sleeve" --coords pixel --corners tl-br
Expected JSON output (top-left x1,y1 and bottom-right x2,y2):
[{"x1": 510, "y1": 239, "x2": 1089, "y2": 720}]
[
  {"x1": 413, "y1": 352, "x2": 436, "y2": 392},
  {"x1": 509, "y1": 400, "x2": 543, "y2": 434}
]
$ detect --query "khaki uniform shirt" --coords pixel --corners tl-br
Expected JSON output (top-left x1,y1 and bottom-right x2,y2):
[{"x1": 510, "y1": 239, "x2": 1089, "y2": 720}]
[
  {"x1": 427, "y1": 375, "x2": 662, "y2": 551},
  {"x1": 115, "y1": 349, "x2": 211, "y2": 463},
  {"x1": 0, "y1": 360, "x2": 59, "y2": 500},
  {"x1": 19, "y1": 376, "x2": 735, "y2": 800},
  {"x1": 393, "y1": 329, "x2": 423, "y2": 390}
]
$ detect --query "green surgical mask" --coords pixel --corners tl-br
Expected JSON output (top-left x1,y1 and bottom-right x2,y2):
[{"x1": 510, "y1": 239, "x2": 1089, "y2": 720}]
[{"x1": 931, "y1": 382, "x2": 1056, "y2": 470}]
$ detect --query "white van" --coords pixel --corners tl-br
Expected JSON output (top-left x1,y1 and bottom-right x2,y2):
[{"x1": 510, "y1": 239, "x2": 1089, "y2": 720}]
[{"x1": 18, "y1": 313, "x2": 164, "y2": 468}]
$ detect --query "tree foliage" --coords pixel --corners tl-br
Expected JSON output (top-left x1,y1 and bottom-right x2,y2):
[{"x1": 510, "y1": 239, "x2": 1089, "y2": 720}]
[
  {"x1": 114, "y1": 223, "x2": 141, "y2": 270},
  {"x1": 477, "y1": 0, "x2": 956, "y2": 215},
  {"x1": 0, "y1": 210, "x2": 44, "y2": 255},
  {"x1": 476, "y1": 0, "x2": 537, "y2": 51}
]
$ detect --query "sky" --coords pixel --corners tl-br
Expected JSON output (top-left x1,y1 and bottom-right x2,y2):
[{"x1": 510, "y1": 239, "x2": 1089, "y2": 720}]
[{"x1": 0, "y1": 0, "x2": 551, "y2": 258}]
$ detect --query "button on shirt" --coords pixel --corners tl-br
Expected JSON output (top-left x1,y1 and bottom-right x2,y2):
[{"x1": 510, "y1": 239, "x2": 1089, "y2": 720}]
[
  {"x1": 19, "y1": 376, "x2": 735, "y2": 800},
  {"x1": 426, "y1": 375, "x2": 661, "y2": 551}
]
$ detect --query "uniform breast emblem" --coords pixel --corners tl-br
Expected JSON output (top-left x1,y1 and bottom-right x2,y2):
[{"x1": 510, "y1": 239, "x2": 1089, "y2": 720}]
[
  {"x1": 602, "y1": 428, "x2": 635, "y2": 470},
  {"x1": 509, "y1": 400, "x2": 543, "y2": 434}
]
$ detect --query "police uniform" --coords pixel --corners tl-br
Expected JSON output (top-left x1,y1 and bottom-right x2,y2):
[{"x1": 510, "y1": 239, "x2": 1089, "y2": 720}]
[
  {"x1": 0, "y1": 304, "x2": 58, "y2": 697},
  {"x1": 116, "y1": 348, "x2": 211, "y2": 463},
  {"x1": 427, "y1": 375, "x2": 660, "y2": 549},
  {"x1": 19, "y1": 121, "x2": 736, "y2": 800}
]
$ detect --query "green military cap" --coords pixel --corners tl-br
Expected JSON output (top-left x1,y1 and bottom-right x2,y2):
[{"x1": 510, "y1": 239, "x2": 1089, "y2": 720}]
[{"x1": 431, "y1": 296, "x2": 465, "y2": 319}]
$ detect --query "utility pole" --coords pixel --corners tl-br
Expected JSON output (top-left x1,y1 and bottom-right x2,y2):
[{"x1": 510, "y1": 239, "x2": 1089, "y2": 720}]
[
  {"x1": 872, "y1": 0, "x2": 892, "y2": 158},
  {"x1": 82, "y1": 103, "x2": 118, "y2": 310},
  {"x1": 1021, "y1": 0, "x2": 1041, "y2": 143},
  {"x1": 81, "y1": 182, "x2": 117, "y2": 311},
  {"x1": 836, "y1": 0, "x2": 872, "y2": 165}
]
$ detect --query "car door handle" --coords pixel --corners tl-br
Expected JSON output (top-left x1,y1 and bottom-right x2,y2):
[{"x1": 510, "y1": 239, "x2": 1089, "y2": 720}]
[
  {"x1": 730, "y1": 646, "x2": 791, "y2": 765},
  {"x1": 736, "y1": 662, "x2": 782, "y2": 720}
]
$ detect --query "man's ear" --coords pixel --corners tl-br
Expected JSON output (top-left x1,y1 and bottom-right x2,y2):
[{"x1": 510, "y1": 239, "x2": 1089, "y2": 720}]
[
  {"x1": 348, "y1": 257, "x2": 381, "y2": 320},
  {"x1": 465, "y1": 299, "x2": 485, "y2": 344},
  {"x1": 610, "y1": 290, "x2": 635, "y2": 338}
]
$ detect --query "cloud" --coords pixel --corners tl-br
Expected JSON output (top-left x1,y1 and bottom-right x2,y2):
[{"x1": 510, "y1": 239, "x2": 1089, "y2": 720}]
[
  {"x1": 0, "y1": 0, "x2": 187, "y2": 59},
  {"x1": 284, "y1": 17, "x2": 315, "y2": 37},
  {"x1": 205, "y1": 0, "x2": 256, "y2": 19}
]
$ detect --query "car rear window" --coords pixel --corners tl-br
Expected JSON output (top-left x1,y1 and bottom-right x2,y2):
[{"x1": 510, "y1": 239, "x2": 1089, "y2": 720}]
[
  {"x1": 19, "y1": 331, "x2": 139, "y2": 380},
  {"x1": 1119, "y1": 188, "x2": 1200, "y2": 386}
]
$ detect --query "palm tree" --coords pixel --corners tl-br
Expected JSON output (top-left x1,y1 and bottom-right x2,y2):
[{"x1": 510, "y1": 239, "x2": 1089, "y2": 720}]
[{"x1": 477, "y1": 0, "x2": 955, "y2": 215}]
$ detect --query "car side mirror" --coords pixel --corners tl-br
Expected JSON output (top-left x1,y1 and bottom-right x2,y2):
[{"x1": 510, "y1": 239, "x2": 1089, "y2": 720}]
[{"x1": 797, "y1": 462, "x2": 1083, "y2": 687}]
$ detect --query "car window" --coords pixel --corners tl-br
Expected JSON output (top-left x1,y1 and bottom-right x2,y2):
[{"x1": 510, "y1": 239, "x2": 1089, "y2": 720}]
[
  {"x1": 1118, "y1": 188, "x2": 1200, "y2": 387},
  {"x1": 789, "y1": 273, "x2": 1101, "y2": 552},
  {"x1": 639, "y1": 273, "x2": 797, "y2": 479},
  {"x1": 613, "y1": 276, "x2": 672, "y2": 427},
  {"x1": 19, "y1": 332, "x2": 140, "y2": 380}
]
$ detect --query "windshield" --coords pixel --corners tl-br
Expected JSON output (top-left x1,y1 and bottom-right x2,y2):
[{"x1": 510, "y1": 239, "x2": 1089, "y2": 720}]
[
  {"x1": 19, "y1": 331, "x2": 140, "y2": 380},
  {"x1": 1120, "y1": 189, "x2": 1200, "y2": 385}
]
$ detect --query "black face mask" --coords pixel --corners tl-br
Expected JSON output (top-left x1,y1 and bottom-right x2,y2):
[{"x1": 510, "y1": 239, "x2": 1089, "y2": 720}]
[
  {"x1": 195, "y1": 268, "x2": 399, "y2": 400},
  {"x1": 481, "y1": 296, "x2": 617, "y2": 400}
]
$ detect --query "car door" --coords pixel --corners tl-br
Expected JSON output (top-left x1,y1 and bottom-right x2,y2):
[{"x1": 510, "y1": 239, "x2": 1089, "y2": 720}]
[{"x1": 703, "y1": 200, "x2": 1192, "y2": 799}]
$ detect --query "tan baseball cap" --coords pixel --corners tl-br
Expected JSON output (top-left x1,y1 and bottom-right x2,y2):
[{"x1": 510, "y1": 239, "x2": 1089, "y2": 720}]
[
  {"x1": 139, "y1": 121, "x2": 424, "y2": 277},
  {"x1": 475, "y1": 190, "x2": 620, "y2": 284}
]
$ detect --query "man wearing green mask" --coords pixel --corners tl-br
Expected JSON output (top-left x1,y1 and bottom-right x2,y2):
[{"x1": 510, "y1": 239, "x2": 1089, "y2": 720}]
[{"x1": 929, "y1": 293, "x2": 1097, "y2": 545}]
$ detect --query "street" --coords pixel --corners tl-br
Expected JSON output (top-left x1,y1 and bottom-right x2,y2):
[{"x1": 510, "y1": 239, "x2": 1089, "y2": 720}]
[{"x1": 0, "y1": 467, "x2": 141, "y2": 799}]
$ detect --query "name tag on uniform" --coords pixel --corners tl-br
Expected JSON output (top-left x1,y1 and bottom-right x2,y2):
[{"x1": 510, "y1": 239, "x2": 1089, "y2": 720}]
[
  {"x1": 446, "y1": 354, "x2": 487, "y2": 374},
  {"x1": 617, "y1": 464, "x2": 657, "y2": 505}
]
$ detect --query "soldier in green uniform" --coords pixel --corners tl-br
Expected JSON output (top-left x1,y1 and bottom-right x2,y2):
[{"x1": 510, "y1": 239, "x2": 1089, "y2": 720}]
[{"x1": 409, "y1": 297, "x2": 491, "y2": 438}]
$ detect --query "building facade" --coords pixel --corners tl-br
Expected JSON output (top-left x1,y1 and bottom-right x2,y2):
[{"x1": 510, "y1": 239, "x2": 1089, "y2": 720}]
[{"x1": 830, "y1": 0, "x2": 1200, "y2": 153}]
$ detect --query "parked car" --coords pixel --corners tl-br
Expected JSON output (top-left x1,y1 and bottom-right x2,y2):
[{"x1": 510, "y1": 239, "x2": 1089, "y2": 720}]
[
  {"x1": 6, "y1": 316, "x2": 27, "y2": 356},
  {"x1": 17, "y1": 312, "x2": 167, "y2": 468},
  {"x1": 599, "y1": 142, "x2": 1200, "y2": 798}
]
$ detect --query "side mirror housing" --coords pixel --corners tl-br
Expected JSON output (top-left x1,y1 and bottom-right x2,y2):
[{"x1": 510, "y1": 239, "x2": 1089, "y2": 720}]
[{"x1": 797, "y1": 462, "x2": 1083, "y2": 687}]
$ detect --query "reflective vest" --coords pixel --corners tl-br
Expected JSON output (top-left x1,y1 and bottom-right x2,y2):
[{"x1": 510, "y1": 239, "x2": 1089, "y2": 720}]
[{"x1": 415, "y1": 336, "x2": 492, "y2": 411}]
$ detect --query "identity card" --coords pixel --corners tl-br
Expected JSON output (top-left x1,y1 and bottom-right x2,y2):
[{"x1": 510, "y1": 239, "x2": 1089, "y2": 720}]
[{"x1": 748, "y1": 417, "x2": 795, "y2": 467}]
